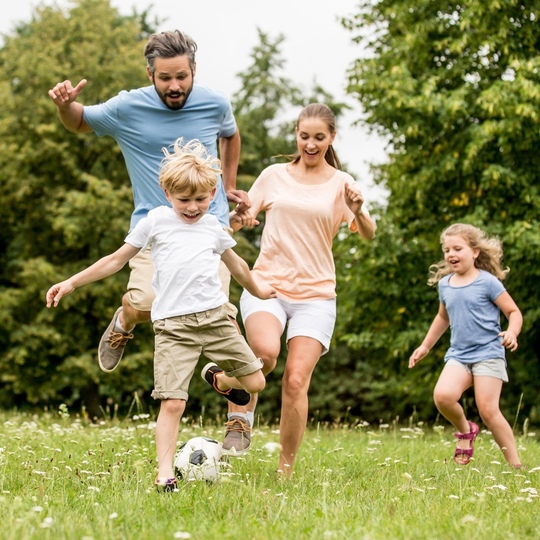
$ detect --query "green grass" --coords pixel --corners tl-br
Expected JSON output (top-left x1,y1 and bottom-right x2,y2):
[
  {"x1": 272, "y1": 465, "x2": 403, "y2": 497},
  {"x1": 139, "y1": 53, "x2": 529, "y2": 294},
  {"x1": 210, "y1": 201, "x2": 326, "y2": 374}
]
[{"x1": 1, "y1": 409, "x2": 539, "y2": 540}]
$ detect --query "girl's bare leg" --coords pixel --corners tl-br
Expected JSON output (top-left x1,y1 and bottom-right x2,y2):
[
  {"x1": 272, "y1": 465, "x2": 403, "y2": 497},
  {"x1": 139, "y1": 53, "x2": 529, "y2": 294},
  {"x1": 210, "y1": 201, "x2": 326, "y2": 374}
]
[
  {"x1": 433, "y1": 364, "x2": 474, "y2": 461},
  {"x1": 474, "y1": 376, "x2": 521, "y2": 466}
]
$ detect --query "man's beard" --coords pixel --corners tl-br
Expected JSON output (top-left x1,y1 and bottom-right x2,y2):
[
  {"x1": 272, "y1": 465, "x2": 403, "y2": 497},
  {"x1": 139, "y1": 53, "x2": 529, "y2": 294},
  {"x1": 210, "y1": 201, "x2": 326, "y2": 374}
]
[{"x1": 154, "y1": 81, "x2": 193, "y2": 111}]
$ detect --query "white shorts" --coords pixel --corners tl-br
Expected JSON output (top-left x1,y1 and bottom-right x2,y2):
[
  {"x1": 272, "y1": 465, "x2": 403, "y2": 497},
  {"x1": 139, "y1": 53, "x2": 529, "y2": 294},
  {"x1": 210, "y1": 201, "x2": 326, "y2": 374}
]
[{"x1": 240, "y1": 290, "x2": 336, "y2": 355}]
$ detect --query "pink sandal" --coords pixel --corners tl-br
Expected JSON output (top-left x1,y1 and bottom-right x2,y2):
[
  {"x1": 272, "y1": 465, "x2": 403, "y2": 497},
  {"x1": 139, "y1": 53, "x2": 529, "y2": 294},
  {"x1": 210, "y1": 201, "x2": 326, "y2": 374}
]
[{"x1": 453, "y1": 421, "x2": 479, "y2": 465}]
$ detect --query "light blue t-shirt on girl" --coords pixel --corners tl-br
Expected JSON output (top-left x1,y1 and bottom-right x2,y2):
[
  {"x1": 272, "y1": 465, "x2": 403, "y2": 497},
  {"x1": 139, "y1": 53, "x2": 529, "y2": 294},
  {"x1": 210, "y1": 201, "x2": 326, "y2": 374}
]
[
  {"x1": 439, "y1": 269, "x2": 507, "y2": 364},
  {"x1": 83, "y1": 85, "x2": 236, "y2": 230}
]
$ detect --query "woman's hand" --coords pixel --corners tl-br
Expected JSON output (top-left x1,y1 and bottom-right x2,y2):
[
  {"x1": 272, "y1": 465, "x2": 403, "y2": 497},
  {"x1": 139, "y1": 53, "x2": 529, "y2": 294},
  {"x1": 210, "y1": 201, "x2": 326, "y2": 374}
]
[{"x1": 344, "y1": 182, "x2": 365, "y2": 214}]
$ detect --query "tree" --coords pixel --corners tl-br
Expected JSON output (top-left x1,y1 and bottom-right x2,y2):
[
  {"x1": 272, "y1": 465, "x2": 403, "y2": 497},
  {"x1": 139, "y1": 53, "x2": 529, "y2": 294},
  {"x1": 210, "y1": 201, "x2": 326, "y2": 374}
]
[
  {"x1": 336, "y1": 0, "x2": 540, "y2": 422},
  {"x1": 0, "y1": 0, "x2": 157, "y2": 416}
]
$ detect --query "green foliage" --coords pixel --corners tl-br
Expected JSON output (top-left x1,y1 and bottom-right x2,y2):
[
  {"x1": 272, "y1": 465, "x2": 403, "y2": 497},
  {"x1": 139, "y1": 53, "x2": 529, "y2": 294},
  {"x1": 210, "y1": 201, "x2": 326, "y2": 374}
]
[
  {"x1": 0, "y1": 0, "x2": 156, "y2": 414},
  {"x1": 338, "y1": 0, "x2": 540, "y2": 421}
]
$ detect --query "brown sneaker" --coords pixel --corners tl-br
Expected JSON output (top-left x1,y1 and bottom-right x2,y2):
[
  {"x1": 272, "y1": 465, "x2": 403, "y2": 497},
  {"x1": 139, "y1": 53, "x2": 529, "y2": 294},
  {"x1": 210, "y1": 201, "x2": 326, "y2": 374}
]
[
  {"x1": 222, "y1": 415, "x2": 252, "y2": 456},
  {"x1": 98, "y1": 307, "x2": 133, "y2": 372}
]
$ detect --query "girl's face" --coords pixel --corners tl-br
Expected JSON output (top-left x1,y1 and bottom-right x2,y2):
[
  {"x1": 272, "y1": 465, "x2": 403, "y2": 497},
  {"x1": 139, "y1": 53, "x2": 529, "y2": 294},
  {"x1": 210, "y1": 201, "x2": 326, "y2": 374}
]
[
  {"x1": 443, "y1": 234, "x2": 479, "y2": 276},
  {"x1": 295, "y1": 117, "x2": 336, "y2": 167}
]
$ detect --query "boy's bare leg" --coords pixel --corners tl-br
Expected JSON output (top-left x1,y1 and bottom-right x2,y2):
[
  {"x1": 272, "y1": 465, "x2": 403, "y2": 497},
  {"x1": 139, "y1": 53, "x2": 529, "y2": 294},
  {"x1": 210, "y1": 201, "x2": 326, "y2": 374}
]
[{"x1": 155, "y1": 399, "x2": 186, "y2": 479}]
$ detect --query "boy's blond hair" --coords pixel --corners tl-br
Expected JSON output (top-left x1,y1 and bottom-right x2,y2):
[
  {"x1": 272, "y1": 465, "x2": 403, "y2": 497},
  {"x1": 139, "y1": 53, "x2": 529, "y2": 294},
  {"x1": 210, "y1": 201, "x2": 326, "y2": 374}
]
[
  {"x1": 428, "y1": 223, "x2": 509, "y2": 286},
  {"x1": 159, "y1": 138, "x2": 222, "y2": 194}
]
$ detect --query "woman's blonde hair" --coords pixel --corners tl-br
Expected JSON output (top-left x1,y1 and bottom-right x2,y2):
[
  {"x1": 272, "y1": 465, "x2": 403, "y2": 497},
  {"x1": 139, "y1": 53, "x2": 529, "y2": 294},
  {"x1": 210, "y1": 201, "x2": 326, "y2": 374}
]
[
  {"x1": 428, "y1": 223, "x2": 509, "y2": 286},
  {"x1": 159, "y1": 138, "x2": 221, "y2": 194}
]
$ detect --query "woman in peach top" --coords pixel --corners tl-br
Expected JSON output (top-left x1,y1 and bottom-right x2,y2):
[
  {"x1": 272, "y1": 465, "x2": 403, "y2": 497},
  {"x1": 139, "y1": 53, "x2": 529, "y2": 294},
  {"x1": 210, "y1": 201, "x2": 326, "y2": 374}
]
[{"x1": 230, "y1": 103, "x2": 376, "y2": 476}]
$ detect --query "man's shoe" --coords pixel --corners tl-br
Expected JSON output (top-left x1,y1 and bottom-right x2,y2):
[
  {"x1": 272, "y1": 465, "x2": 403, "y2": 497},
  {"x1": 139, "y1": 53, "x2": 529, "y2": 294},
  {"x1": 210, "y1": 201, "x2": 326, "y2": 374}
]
[
  {"x1": 98, "y1": 307, "x2": 133, "y2": 373},
  {"x1": 201, "y1": 363, "x2": 250, "y2": 406},
  {"x1": 222, "y1": 415, "x2": 252, "y2": 455},
  {"x1": 154, "y1": 476, "x2": 177, "y2": 492}
]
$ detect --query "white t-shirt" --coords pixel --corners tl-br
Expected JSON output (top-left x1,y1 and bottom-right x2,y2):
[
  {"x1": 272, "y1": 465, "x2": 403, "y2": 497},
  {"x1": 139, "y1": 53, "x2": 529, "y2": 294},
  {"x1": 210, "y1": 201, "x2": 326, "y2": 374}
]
[{"x1": 125, "y1": 206, "x2": 236, "y2": 321}]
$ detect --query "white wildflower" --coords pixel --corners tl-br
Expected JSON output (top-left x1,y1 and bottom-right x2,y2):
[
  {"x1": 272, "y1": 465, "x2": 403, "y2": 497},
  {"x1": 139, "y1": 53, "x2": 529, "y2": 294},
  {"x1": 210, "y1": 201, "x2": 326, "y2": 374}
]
[{"x1": 262, "y1": 442, "x2": 282, "y2": 454}]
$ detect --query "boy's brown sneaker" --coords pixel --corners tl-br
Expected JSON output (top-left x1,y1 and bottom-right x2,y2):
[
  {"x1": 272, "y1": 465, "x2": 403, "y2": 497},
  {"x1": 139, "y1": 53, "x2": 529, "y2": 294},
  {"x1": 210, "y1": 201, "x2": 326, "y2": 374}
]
[
  {"x1": 222, "y1": 415, "x2": 252, "y2": 455},
  {"x1": 98, "y1": 307, "x2": 133, "y2": 372}
]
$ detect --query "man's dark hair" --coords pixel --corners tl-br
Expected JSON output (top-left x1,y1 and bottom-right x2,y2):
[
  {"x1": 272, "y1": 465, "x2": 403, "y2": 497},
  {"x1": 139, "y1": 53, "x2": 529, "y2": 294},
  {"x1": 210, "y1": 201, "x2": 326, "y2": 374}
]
[{"x1": 144, "y1": 30, "x2": 197, "y2": 74}]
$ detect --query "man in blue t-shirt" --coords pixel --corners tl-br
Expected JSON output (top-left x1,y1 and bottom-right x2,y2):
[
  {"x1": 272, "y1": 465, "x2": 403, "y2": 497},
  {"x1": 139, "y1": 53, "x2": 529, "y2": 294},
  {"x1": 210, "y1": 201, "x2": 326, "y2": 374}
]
[{"x1": 48, "y1": 30, "x2": 249, "y2": 374}]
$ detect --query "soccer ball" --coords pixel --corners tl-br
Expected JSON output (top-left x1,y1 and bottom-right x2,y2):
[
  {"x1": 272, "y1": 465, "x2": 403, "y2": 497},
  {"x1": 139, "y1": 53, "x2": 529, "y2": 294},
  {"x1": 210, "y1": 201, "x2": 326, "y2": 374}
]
[{"x1": 174, "y1": 436, "x2": 222, "y2": 482}]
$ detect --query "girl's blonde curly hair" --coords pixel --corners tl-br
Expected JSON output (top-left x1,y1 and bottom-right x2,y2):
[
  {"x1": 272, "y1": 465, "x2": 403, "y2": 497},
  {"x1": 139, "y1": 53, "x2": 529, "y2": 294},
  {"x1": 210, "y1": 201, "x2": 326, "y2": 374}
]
[
  {"x1": 159, "y1": 138, "x2": 222, "y2": 195},
  {"x1": 428, "y1": 223, "x2": 509, "y2": 286}
]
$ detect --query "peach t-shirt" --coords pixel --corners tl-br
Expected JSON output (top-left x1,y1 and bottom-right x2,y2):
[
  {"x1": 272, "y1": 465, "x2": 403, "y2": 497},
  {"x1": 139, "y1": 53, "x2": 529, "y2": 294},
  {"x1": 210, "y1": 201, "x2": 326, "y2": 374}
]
[{"x1": 248, "y1": 163, "x2": 364, "y2": 301}]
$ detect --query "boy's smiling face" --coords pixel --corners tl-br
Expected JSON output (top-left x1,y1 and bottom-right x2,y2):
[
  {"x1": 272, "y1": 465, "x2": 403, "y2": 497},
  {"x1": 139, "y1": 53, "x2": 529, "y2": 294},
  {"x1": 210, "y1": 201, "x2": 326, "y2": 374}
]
[{"x1": 165, "y1": 187, "x2": 216, "y2": 224}]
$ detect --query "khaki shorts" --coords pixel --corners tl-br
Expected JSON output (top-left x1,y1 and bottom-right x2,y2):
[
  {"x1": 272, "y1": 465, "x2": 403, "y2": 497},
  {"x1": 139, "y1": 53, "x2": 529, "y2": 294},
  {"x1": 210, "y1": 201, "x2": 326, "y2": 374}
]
[
  {"x1": 126, "y1": 243, "x2": 238, "y2": 318},
  {"x1": 151, "y1": 305, "x2": 262, "y2": 400},
  {"x1": 446, "y1": 358, "x2": 509, "y2": 382}
]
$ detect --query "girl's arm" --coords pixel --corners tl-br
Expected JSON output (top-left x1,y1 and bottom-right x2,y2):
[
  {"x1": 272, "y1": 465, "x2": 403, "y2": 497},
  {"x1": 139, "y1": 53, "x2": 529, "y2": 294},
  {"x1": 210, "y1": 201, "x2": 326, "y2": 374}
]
[
  {"x1": 408, "y1": 302, "x2": 450, "y2": 368},
  {"x1": 344, "y1": 182, "x2": 376, "y2": 240},
  {"x1": 220, "y1": 249, "x2": 276, "y2": 300},
  {"x1": 46, "y1": 243, "x2": 141, "y2": 307},
  {"x1": 495, "y1": 291, "x2": 523, "y2": 351}
]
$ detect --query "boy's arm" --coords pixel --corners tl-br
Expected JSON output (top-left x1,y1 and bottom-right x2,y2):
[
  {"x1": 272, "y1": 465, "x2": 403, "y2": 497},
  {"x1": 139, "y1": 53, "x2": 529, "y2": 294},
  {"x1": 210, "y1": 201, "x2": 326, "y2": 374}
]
[
  {"x1": 46, "y1": 243, "x2": 140, "y2": 307},
  {"x1": 495, "y1": 291, "x2": 523, "y2": 351},
  {"x1": 408, "y1": 302, "x2": 450, "y2": 368},
  {"x1": 220, "y1": 249, "x2": 276, "y2": 300}
]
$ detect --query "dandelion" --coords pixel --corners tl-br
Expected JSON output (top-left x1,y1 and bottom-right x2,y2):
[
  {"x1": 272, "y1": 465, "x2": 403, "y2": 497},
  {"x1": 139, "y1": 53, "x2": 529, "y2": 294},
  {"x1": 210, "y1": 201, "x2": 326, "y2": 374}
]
[
  {"x1": 40, "y1": 517, "x2": 54, "y2": 528},
  {"x1": 262, "y1": 442, "x2": 282, "y2": 454},
  {"x1": 174, "y1": 532, "x2": 192, "y2": 539},
  {"x1": 32, "y1": 506, "x2": 43, "y2": 512},
  {"x1": 88, "y1": 486, "x2": 100, "y2": 492}
]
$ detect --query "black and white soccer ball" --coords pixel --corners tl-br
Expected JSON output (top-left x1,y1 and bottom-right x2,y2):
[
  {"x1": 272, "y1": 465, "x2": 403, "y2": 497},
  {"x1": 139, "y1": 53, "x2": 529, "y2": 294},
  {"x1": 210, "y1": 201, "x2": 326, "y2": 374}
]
[{"x1": 174, "y1": 436, "x2": 222, "y2": 482}]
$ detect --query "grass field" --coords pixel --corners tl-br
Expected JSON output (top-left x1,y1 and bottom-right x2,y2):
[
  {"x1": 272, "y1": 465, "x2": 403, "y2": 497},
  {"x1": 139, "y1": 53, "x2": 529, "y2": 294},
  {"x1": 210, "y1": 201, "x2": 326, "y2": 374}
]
[{"x1": 1, "y1": 409, "x2": 539, "y2": 540}]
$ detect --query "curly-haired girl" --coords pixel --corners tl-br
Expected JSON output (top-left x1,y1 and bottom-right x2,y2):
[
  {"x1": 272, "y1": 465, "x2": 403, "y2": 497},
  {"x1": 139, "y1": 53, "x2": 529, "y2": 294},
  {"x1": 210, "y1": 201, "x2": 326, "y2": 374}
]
[{"x1": 409, "y1": 223, "x2": 522, "y2": 467}]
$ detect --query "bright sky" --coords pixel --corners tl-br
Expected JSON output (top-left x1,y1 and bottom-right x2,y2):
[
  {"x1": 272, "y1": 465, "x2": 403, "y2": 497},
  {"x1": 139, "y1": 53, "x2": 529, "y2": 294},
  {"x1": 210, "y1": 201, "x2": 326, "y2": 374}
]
[{"x1": 1, "y1": 0, "x2": 388, "y2": 203}]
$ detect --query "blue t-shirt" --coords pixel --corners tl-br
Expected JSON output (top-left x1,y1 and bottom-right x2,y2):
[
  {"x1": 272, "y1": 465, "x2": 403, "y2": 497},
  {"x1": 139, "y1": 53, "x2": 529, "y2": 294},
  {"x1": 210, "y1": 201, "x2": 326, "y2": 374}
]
[
  {"x1": 439, "y1": 269, "x2": 506, "y2": 363},
  {"x1": 83, "y1": 85, "x2": 236, "y2": 230}
]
